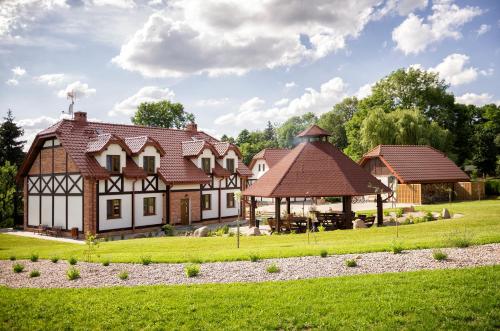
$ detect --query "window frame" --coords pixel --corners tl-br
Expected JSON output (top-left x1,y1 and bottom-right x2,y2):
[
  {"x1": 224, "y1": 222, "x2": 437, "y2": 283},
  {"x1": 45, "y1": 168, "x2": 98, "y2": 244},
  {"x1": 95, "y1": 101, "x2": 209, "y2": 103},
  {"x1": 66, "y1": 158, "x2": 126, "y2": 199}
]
[
  {"x1": 106, "y1": 199, "x2": 121, "y2": 219},
  {"x1": 143, "y1": 197, "x2": 156, "y2": 216},
  {"x1": 226, "y1": 158, "x2": 235, "y2": 173},
  {"x1": 201, "y1": 194, "x2": 211, "y2": 210},
  {"x1": 201, "y1": 157, "x2": 211, "y2": 173},
  {"x1": 143, "y1": 156, "x2": 156, "y2": 174},
  {"x1": 106, "y1": 155, "x2": 121, "y2": 173},
  {"x1": 226, "y1": 192, "x2": 235, "y2": 208}
]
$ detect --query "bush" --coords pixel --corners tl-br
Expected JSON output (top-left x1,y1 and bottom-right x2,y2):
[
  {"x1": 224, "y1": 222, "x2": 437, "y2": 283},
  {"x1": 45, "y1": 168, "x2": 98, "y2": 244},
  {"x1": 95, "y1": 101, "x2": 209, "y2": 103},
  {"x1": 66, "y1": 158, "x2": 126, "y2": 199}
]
[
  {"x1": 29, "y1": 253, "x2": 39, "y2": 262},
  {"x1": 485, "y1": 179, "x2": 500, "y2": 196},
  {"x1": 383, "y1": 210, "x2": 390, "y2": 216},
  {"x1": 50, "y1": 256, "x2": 59, "y2": 263},
  {"x1": 102, "y1": 259, "x2": 110, "y2": 266},
  {"x1": 432, "y1": 250, "x2": 448, "y2": 261},
  {"x1": 29, "y1": 270, "x2": 41, "y2": 278},
  {"x1": 249, "y1": 254, "x2": 260, "y2": 262},
  {"x1": 140, "y1": 256, "x2": 152, "y2": 265},
  {"x1": 266, "y1": 263, "x2": 280, "y2": 273},
  {"x1": 118, "y1": 271, "x2": 129, "y2": 280},
  {"x1": 9, "y1": 256, "x2": 16, "y2": 261},
  {"x1": 66, "y1": 267, "x2": 80, "y2": 280},
  {"x1": 185, "y1": 264, "x2": 200, "y2": 277},
  {"x1": 390, "y1": 241, "x2": 404, "y2": 254},
  {"x1": 413, "y1": 217, "x2": 426, "y2": 224},
  {"x1": 396, "y1": 208, "x2": 404, "y2": 218},
  {"x1": 423, "y1": 212, "x2": 434, "y2": 222},
  {"x1": 401, "y1": 218, "x2": 414, "y2": 225},
  {"x1": 162, "y1": 224, "x2": 175, "y2": 236},
  {"x1": 68, "y1": 257, "x2": 78, "y2": 265},
  {"x1": 13, "y1": 263, "x2": 24, "y2": 273},
  {"x1": 320, "y1": 249, "x2": 328, "y2": 258},
  {"x1": 345, "y1": 259, "x2": 357, "y2": 267}
]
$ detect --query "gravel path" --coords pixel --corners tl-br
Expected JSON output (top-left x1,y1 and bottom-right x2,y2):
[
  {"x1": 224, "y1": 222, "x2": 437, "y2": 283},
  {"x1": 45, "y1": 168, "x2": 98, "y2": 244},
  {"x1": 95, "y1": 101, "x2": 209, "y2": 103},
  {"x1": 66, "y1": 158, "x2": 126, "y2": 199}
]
[{"x1": 1, "y1": 244, "x2": 498, "y2": 288}]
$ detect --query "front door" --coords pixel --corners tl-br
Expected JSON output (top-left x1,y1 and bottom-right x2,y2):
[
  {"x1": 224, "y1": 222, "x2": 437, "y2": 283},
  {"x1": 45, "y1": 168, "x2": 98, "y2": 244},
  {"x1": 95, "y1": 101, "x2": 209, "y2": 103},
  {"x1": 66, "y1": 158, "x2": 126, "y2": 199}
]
[{"x1": 180, "y1": 198, "x2": 189, "y2": 225}]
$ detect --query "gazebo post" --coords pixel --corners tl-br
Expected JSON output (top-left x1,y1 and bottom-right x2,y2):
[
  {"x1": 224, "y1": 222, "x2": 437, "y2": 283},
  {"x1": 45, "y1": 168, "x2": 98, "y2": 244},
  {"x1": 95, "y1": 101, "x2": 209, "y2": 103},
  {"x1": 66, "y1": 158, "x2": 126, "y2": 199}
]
[
  {"x1": 286, "y1": 197, "x2": 291, "y2": 215},
  {"x1": 376, "y1": 194, "x2": 383, "y2": 226},
  {"x1": 275, "y1": 197, "x2": 282, "y2": 233},
  {"x1": 250, "y1": 196, "x2": 256, "y2": 227},
  {"x1": 342, "y1": 196, "x2": 353, "y2": 229}
]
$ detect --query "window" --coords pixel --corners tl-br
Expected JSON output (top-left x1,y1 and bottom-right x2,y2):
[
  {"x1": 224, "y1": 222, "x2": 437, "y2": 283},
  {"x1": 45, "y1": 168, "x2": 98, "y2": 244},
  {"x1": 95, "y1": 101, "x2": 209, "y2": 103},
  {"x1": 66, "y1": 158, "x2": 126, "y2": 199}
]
[
  {"x1": 106, "y1": 155, "x2": 121, "y2": 173},
  {"x1": 262, "y1": 164, "x2": 265, "y2": 171},
  {"x1": 201, "y1": 158, "x2": 211, "y2": 173},
  {"x1": 143, "y1": 197, "x2": 156, "y2": 216},
  {"x1": 202, "y1": 194, "x2": 211, "y2": 210},
  {"x1": 143, "y1": 156, "x2": 155, "y2": 173},
  {"x1": 226, "y1": 193, "x2": 235, "y2": 208},
  {"x1": 258, "y1": 164, "x2": 261, "y2": 171},
  {"x1": 226, "y1": 159, "x2": 235, "y2": 173},
  {"x1": 106, "y1": 199, "x2": 121, "y2": 219}
]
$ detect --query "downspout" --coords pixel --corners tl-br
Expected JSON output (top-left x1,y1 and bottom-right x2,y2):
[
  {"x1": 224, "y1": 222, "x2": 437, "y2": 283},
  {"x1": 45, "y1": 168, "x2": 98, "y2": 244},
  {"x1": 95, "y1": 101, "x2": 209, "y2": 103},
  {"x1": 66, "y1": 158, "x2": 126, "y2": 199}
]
[
  {"x1": 132, "y1": 179, "x2": 137, "y2": 232},
  {"x1": 218, "y1": 178, "x2": 223, "y2": 223}
]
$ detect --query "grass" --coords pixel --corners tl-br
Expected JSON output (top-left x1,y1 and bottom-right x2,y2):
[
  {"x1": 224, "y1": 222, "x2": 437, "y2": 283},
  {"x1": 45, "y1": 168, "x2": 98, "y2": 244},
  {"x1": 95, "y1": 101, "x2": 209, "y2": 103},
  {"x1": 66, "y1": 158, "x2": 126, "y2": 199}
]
[
  {"x1": 118, "y1": 271, "x2": 128, "y2": 280},
  {"x1": 345, "y1": 259, "x2": 357, "y2": 267},
  {"x1": 249, "y1": 253, "x2": 260, "y2": 262},
  {"x1": 390, "y1": 241, "x2": 404, "y2": 254},
  {"x1": 68, "y1": 257, "x2": 77, "y2": 265},
  {"x1": 66, "y1": 267, "x2": 80, "y2": 280},
  {"x1": 0, "y1": 200, "x2": 499, "y2": 263},
  {"x1": 266, "y1": 263, "x2": 280, "y2": 273},
  {"x1": 50, "y1": 256, "x2": 59, "y2": 263},
  {"x1": 102, "y1": 259, "x2": 110, "y2": 267},
  {"x1": 29, "y1": 270, "x2": 40, "y2": 278},
  {"x1": 29, "y1": 253, "x2": 38, "y2": 262},
  {"x1": 0, "y1": 266, "x2": 498, "y2": 330},
  {"x1": 320, "y1": 249, "x2": 328, "y2": 258},
  {"x1": 12, "y1": 263, "x2": 24, "y2": 273},
  {"x1": 184, "y1": 264, "x2": 200, "y2": 278},
  {"x1": 432, "y1": 249, "x2": 448, "y2": 261}
]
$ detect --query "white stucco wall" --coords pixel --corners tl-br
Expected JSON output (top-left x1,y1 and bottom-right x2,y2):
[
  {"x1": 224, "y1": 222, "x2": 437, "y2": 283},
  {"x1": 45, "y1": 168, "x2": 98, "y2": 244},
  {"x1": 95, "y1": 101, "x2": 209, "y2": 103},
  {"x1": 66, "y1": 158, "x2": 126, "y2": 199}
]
[
  {"x1": 201, "y1": 190, "x2": 218, "y2": 220},
  {"x1": 28, "y1": 196, "x2": 39, "y2": 226},
  {"x1": 135, "y1": 193, "x2": 164, "y2": 227},
  {"x1": 98, "y1": 194, "x2": 132, "y2": 231},
  {"x1": 194, "y1": 149, "x2": 215, "y2": 172},
  {"x1": 53, "y1": 196, "x2": 66, "y2": 228},
  {"x1": 221, "y1": 188, "x2": 239, "y2": 217},
  {"x1": 67, "y1": 196, "x2": 83, "y2": 230},
  {"x1": 171, "y1": 184, "x2": 199, "y2": 191},
  {"x1": 95, "y1": 143, "x2": 126, "y2": 171},
  {"x1": 251, "y1": 160, "x2": 268, "y2": 179},
  {"x1": 219, "y1": 150, "x2": 238, "y2": 171},
  {"x1": 133, "y1": 145, "x2": 161, "y2": 171},
  {"x1": 40, "y1": 196, "x2": 52, "y2": 226}
]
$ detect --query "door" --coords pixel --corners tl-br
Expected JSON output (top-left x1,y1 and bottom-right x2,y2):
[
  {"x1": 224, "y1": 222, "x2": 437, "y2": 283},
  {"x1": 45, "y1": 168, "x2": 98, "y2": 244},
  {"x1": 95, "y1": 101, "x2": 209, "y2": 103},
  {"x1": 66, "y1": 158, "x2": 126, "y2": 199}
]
[{"x1": 180, "y1": 198, "x2": 189, "y2": 225}]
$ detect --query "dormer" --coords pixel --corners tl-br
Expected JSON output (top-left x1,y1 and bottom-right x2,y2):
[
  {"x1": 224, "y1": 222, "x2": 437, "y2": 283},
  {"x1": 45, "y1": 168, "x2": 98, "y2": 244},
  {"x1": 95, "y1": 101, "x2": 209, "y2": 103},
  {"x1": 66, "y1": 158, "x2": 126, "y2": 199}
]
[
  {"x1": 125, "y1": 136, "x2": 165, "y2": 174},
  {"x1": 87, "y1": 133, "x2": 131, "y2": 173},
  {"x1": 182, "y1": 140, "x2": 217, "y2": 174},
  {"x1": 213, "y1": 142, "x2": 241, "y2": 174}
]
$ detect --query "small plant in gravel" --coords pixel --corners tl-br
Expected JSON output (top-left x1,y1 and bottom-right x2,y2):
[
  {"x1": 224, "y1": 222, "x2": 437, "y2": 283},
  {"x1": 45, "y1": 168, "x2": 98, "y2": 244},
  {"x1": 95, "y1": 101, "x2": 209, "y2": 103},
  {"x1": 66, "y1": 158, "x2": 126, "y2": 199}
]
[
  {"x1": 50, "y1": 256, "x2": 59, "y2": 263},
  {"x1": 432, "y1": 250, "x2": 448, "y2": 261},
  {"x1": 390, "y1": 241, "x2": 404, "y2": 254},
  {"x1": 190, "y1": 258, "x2": 203, "y2": 264},
  {"x1": 29, "y1": 253, "x2": 39, "y2": 262},
  {"x1": 29, "y1": 270, "x2": 41, "y2": 278},
  {"x1": 13, "y1": 263, "x2": 24, "y2": 273},
  {"x1": 66, "y1": 267, "x2": 80, "y2": 280},
  {"x1": 345, "y1": 259, "x2": 357, "y2": 267},
  {"x1": 249, "y1": 253, "x2": 260, "y2": 262},
  {"x1": 266, "y1": 263, "x2": 280, "y2": 273},
  {"x1": 84, "y1": 232, "x2": 99, "y2": 262},
  {"x1": 68, "y1": 257, "x2": 78, "y2": 265},
  {"x1": 140, "y1": 255, "x2": 152, "y2": 265},
  {"x1": 185, "y1": 264, "x2": 200, "y2": 278},
  {"x1": 118, "y1": 271, "x2": 129, "y2": 280},
  {"x1": 320, "y1": 249, "x2": 328, "y2": 258},
  {"x1": 102, "y1": 259, "x2": 110, "y2": 266},
  {"x1": 9, "y1": 256, "x2": 16, "y2": 261}
]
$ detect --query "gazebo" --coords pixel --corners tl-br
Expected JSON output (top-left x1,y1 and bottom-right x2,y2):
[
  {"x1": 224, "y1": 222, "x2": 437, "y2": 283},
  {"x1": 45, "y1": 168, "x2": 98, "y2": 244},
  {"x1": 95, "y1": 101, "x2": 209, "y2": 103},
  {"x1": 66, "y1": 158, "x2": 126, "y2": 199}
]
[{"x1": 242, "y1": 125, "x2": 391, "y2": 232}]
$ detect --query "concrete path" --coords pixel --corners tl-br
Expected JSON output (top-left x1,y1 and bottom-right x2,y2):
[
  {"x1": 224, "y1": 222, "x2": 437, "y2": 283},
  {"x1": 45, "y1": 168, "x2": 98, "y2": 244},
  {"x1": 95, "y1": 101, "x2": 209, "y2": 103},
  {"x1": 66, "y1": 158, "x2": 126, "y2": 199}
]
[{"x1": 3, "y1": 230, "x2": 85, "y2": 244}]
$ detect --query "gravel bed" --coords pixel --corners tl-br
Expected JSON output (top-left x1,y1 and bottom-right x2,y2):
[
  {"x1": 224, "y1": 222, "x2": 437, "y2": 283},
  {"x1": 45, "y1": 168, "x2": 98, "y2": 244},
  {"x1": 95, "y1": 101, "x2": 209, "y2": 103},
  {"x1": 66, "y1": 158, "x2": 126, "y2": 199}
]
[{"x1": 1, "y1": 244, "x2": 498, "y2": 288}]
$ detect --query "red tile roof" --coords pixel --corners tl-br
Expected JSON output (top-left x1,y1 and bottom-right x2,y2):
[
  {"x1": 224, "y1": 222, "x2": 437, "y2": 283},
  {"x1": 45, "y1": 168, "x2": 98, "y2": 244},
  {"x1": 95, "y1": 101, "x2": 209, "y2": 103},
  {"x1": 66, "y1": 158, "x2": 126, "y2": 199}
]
[
  {"x1": 360, "y1": 145, "x2": 469, "y2": 183},
  {"x1": 122, "y1": 156, "x2": 147, "y2": 179},
  {"x1": 297, "y1": 125, "x2": 331, "y2": 137},
  {"x1": 124, "y1": 136, "x2": 166, "y2": 156},
  {"x1": 212, "y1": 162, "x2": 231, "y2": 177},
  {"x1": 249, "y1": 148, "x2": 291, "y2": 170},
  {"x1": 243, "y1": 141, "x2": 390, "y2": 198}
]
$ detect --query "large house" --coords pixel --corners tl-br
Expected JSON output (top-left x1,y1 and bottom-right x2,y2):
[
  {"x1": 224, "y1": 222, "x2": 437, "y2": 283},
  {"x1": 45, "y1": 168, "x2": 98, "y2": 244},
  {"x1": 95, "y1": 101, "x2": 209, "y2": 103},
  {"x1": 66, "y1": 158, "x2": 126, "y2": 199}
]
[
  {"x1": 17, "y1": 112, "x2": 252, "y2": 237},
  {"x1": 359, "y1": 145, "x2": 481, "y2": 204}
]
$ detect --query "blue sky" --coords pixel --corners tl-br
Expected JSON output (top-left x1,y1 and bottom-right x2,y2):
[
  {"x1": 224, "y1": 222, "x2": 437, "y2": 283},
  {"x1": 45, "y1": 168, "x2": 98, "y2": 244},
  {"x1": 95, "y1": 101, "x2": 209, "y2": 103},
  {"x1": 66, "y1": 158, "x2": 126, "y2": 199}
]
[{"x1": 0, "y1": 0, "x2": 499, "y2": 148}]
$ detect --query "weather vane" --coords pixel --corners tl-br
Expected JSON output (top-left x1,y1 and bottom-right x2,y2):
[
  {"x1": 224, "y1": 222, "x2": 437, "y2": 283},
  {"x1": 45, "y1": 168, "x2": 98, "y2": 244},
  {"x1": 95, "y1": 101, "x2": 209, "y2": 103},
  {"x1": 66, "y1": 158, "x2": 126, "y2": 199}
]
[{"x1": 61, "y1": 90, "x2": 76, "y2": 118}]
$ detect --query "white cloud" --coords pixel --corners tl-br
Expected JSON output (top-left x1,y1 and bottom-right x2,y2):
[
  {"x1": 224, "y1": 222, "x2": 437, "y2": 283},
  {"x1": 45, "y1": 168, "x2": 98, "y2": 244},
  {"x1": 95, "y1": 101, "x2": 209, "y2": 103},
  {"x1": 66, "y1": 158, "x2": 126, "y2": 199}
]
[
  {"x1": 375, "y1": 0, "x2": 428, "y2": 17},
  {"x1": 12, "y1": 66, "x2": 26, "y2": 76},
  {"x1": 476, "y1": 24, "x2": 490, "y2": 36},
  {"x1": 113, "y1": 0, "x2": 382, "y2": 77},
  {"x1": 285, "y1": 81, "x2": 297, "y2": 89},
  {"x1": 57, "y1": 81, "x2": 96, "y2": 98},
  {"x1": 91, "y1": 0, "x2": 136, "y2": 9},
  {"x1": 239, "y1": 97, "x2": 266, "y2": 112},
  {"x1": 274, "y1": 98, "x2": 289, "y2": 107},
  {"x1": 429, "y1": 53, "x2": 478, "y2": 86},
  {"x1": 392, "y1": 1, "x2": 482, "y2": 55},
  {"x1": 480, "y1": 68, "x2": 494, "y2": 76},
  {"x1": 215, "y1": 77, "x2": 347, "y2": 128},
  {"x1": 5, "y1": 79, "x2": 19, "y2": 86},
  {"x1": 455, "y1": 93, "x2": 497, "y2": 106},
  {"x1": 356, "y1": 83, "x2": 374, "y2": 99},
  {"x1": 109, "y1": 86, "x2": 174, "y2": 116},
  {"x1": 33, "y1": 73, "x2": 66, "y2": 86},
  {"x1": 194, "y1": 98, "x2": 229, "y2": 107},
  {"x1": 17, "y1": 115, "x2": 61, "y2": 151}
]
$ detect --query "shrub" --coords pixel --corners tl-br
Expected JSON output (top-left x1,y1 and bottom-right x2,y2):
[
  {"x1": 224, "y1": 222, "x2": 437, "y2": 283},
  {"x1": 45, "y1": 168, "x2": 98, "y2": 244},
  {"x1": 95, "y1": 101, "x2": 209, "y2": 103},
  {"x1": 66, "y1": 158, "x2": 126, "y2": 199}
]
[
  {"x1": 317, "y1": 225, "x2": 325, "y2": 232},
  {"x1": 9, "y1": 255, "x2": 16, "y2": 261},
  {"x1": 190, "y1": 258, "x2": 203, "y2": 264},
  {"x1": 413, "y1": 217, "x2": 425, "y2": 224},
  {"x1": 485, "y1": 179, "x2": 500, "y2": 196},
  {"x1": 432, "y1": 250, "x2": 448, "y2": 261},
  {"x1": 396, "y1": 208, "x2": 404, "y2": 218},
  {"x1": 185, "y1": 264, "x2": 200, "y2": 277},
  {"x1": 118, "y1": 271, "x2": 129, "y2": 280},
  {"x1": 447, "y1": 230, "x2": 473, "y2": 248},
  {"x1": 50, "y1": 256, "x2": 59, "y2": 263},
  {"x1": 345, "y1": 259, "x2": 357, "y2": 267},
  {"x1": 29, "y1": 270, "x2": 41, "y2": 278},
  {"x1": 249, "y1": 254, "x2": 260, "y2": 262},
  {"x1": 320, "y1": 249, "x2": 328, "y2": 258},
  {"x1": 102, "y1": 259, "x2": 110, "y2": 267},
  {"x1": 162, "y1": 224, "x2": 174, "y2": 236},
  {"x1": 424, "y1": 212, "x2": 434, "y2": 222},
  {"x1": 383, "y1": 210, "x2": 390, "y2": 216},
  {"x1": 29, "y1": 253, "x2": 39, "y2": 262},
  {"x1": 66, "y1": 267, "x2": 80, "y2": 280},
  {"x1": 266, "y1": 263, "x2": 280, "y2": 273},
  {"x1": 140, "y1": 256, "x2": 152, "y2": 265},
  {"x1": 68, "y1": 257, "x2": 78, "y2": 265},
  {"x1": 390, "y1": 241, "x2": 404, "y2": 254},
  {"x1": 13, "y1": 263, "x2": 24, "y2": 273}
]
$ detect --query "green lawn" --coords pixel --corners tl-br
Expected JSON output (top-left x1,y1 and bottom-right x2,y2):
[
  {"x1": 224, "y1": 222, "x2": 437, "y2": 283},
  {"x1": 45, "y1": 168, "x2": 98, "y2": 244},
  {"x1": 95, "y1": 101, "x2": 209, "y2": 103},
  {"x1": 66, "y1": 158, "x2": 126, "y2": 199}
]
[
  {"x1": 1, "y1": 266, "x2": 498, "y2": 330},
  {"x1": 1, "y1": 200, "x2": 499, "y2": 263}
]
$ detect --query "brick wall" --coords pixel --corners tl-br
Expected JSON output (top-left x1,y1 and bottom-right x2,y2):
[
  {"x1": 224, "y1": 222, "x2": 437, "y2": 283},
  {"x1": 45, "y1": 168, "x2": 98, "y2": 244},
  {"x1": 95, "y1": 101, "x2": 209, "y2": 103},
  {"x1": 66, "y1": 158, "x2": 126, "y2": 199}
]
[
  {"x1": 169, "y1": 191, "x2": 200, "y2": 224},
  {"x1": 27, "y1": 146, "x2": 78, "y2": 175},
  {"x1": 83, "y1": 178, "x2": 96, "y2": 235}
]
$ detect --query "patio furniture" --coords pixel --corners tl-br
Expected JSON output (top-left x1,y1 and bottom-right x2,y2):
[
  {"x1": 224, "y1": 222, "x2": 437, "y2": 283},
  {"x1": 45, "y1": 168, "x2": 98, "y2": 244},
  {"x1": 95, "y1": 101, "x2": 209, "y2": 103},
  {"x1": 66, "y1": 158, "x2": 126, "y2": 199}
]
[
  {"x1": 267, "y1": 218, "x2": 276, "y2": 233},
  {"x1": 47, "y1": 225, "x2": 63, "y2": 237},
  {"x1": 33, "y1": 225, "x2": 48, "y2": 235},
  {"x1": 363, "y1": 216, "x2": 376, "y2": 228}
]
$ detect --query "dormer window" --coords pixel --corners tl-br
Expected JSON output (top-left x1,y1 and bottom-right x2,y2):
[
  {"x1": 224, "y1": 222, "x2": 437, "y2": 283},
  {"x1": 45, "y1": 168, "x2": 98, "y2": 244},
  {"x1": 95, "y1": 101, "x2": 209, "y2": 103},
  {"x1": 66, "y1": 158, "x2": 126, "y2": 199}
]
[
  {"x1": 202, "y1": 158, "x2": 211, "y2": 173},
  {"x1": 143, "y1": 156, "x2": 156, "y2": 173},
  {"x1": 106, "y1": 155, "x2": 121, "y2": 173},
  {"x1": 226, "y1": 159, "x2": 235, "y2": 173}
]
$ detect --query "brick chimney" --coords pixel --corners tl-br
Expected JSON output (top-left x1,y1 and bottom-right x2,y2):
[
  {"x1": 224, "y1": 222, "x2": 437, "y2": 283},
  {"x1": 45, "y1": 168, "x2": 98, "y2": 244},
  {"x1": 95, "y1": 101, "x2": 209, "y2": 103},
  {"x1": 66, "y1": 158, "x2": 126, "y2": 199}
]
[
  {"x1": 74, "y1": 111, "x2": 87, "y2": 123},
  {"x1": 185, "y1": 122, "x2": 197, "y2": 132}
]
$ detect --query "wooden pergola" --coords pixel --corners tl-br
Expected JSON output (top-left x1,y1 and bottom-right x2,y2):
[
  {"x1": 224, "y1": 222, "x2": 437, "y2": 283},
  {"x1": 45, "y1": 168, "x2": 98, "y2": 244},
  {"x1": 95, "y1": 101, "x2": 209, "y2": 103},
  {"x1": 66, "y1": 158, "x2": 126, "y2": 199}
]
[{"x1": 242, "y1": 125, "x2": 391, "y2": 232}]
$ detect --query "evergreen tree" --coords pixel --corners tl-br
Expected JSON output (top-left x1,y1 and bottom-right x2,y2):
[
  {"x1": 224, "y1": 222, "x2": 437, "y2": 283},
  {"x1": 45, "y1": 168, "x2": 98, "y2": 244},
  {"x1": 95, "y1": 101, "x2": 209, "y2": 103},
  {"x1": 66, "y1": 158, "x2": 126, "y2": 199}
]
[{"x1": 0, "y1": 110, "x2": 26, "y2": 167}]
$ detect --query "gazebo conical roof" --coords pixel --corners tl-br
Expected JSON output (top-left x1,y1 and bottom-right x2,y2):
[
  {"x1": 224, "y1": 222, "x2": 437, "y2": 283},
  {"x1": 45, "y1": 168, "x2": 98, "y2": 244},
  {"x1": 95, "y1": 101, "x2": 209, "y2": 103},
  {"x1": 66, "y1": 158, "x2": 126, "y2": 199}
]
[
  {"x1": 243, "y1": 127, "x2": 390, "y2": 198},
  {"x1": 297, "y1": 124, "x2": 331, "y2": 138}
]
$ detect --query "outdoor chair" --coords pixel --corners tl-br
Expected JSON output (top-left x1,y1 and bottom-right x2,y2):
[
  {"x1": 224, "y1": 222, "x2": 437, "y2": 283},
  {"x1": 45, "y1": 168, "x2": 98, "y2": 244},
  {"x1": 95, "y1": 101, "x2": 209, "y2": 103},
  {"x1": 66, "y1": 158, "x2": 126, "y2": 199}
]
[
  {"x1": 267, "y1": 218, "x2": 276, "y2": 233},
  {"x1": 363, "y1": 216, "x2": 376, "y2": 228}
]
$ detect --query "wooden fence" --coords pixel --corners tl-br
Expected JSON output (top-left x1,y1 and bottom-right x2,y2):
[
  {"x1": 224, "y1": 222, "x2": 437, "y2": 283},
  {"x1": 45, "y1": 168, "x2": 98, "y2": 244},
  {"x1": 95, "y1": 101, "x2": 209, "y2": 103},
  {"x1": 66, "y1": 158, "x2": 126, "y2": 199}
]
[
  {"x1": 396, "y1": 181, "x2": 485, "y2": 204},
  {"x1": 454, "y1": 181, "x2": 485, "y2": 200},
  {"x1": 396, "y1": 184, "x2": 422, "y2": 204}
]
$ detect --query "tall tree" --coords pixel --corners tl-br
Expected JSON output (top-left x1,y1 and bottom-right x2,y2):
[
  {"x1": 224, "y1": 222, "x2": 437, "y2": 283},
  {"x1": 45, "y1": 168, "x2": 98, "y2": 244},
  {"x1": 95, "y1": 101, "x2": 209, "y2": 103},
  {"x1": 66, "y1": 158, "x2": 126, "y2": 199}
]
[
  {"x1": 263, "y1": 121, "x2": 276, "y2": 142},
  {"x1": 131, "y1": 100, "x2": 195, "y2": 128},
  {"x1": 0, "y1": 161, "x2": 17, "y2": 227},
  {"x1": 276, "y1": 112, "x2": 318, "y2": 148},
  {"x1": 220, "y1": 134, "x2": 235, "y2": 144},
  {"x1": 0, "y1": 109, "x2": 25, "y2": 167},
  {"x1": 317, "y1": 97, "x2": 358, "y2": 150}
]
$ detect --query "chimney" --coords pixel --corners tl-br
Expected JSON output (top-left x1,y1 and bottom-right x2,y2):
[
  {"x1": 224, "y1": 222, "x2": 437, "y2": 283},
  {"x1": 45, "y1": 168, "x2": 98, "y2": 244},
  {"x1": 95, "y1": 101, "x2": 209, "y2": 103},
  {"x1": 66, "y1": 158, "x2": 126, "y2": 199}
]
[
  {"x1": 74, "y1": 111, "x2": 87, "y2": 123},
  {"x1": 185, "y1": 122, "x2": 197, "y2": 132}
]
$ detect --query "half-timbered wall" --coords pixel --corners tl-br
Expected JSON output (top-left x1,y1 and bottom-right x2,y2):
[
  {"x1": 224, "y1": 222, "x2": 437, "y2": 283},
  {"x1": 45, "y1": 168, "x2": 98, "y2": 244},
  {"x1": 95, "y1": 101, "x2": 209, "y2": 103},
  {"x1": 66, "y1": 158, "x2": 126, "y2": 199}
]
[
  {"x1": 200, "y1": 173, "x2": 241, "y2": 221},
  {"x1": 26, "y1": 138, "x2": 83, "y2": 231}
]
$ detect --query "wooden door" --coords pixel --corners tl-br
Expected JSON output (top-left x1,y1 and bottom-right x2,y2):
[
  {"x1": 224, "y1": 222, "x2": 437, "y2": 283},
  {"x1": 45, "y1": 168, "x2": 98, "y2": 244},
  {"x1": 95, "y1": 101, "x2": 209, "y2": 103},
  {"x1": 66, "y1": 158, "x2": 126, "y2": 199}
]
[{"x1": 180, "y1": 198, "x2": 189, "y2": 225}]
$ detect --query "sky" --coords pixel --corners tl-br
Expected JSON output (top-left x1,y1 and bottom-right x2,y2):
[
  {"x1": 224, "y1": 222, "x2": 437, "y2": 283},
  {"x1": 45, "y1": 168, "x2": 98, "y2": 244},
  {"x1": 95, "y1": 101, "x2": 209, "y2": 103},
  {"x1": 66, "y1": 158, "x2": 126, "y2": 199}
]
[{"x1": 0, "y1": 0, "x2": 499, "y2": 149}]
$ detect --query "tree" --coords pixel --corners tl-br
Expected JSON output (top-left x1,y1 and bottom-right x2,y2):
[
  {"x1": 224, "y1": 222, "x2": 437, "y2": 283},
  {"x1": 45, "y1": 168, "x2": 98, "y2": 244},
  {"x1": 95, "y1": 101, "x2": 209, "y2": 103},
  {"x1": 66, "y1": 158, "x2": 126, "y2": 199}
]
[
  {"x1": 220, "y1": 134, "x2": 235, "y2": 144},
  {"x1": 263, "y1": 121, "x2": 277, "y2": 143},
  {"x1": 0, "y1": 161, "x2": 17, "y2": 228},
  {"x1": 472, "y1": 125, "x2": 498, "y2": 176},
  {"x1": 317, "y1": 97, "x2": 358, "y2": 149},
  {"x1": 131, "y1": 100, "x2": 195, "y2": 128},
  {"x1": 236, "y1": 129, "x2": 251, "y2": 146},
  {"x1": 0, "y1": 110, "x2": 25, "y2": 167},
  {"x1": 276, "y1": 112, "x2": 318, "y2": 148}
]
